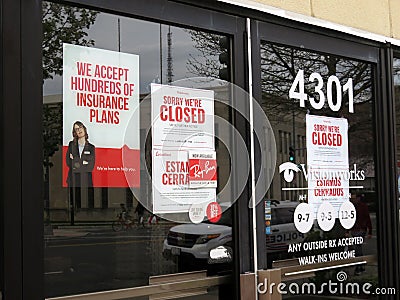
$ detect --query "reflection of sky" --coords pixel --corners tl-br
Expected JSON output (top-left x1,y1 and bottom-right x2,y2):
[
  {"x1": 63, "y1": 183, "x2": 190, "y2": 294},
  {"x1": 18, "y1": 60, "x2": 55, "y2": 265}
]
[{"x1": 43, "y1": 10, "x2": 219, "y2": 96}]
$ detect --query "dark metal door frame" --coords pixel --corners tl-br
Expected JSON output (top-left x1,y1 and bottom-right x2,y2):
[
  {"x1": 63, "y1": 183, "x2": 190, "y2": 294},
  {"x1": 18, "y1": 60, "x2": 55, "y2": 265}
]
[
  {"x1": 250, "y1": 19, "x2": 400, "y2": 299},
  {"x1": 1, "y1": 0, "x2": 43, "y2": 299}
]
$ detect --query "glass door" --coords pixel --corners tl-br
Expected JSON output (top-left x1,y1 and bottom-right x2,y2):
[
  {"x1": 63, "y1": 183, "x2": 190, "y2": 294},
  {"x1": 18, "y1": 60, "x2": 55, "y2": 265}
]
[
  {"x1": 42, "y1": 2, "x2": 245, "y2": 298},
  {"x1": 252, "y1": 20, "x2": 382, "y2": 299}
]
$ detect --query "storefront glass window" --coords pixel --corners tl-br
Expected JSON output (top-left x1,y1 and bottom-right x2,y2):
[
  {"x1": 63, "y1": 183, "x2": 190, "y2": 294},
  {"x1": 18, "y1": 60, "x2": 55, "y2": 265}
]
[
  {"x1": 260, "y1": 41, "x2": 378, "y2": 297},
  {"x1": 43, "y1": 2, "x2": 233, "y2": 298}
]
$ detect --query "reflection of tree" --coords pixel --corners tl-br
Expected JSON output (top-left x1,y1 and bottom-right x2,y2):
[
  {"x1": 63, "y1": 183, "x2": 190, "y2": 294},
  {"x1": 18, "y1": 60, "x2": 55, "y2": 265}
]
[
  {"x1": 42, "y1": 2, "x2": 98, "y2": 221},
  {"x1": 42, "y1": 2, "x2": 97, "y2": 80},
  {"x1": 394, "y1": 58, "x2": 400, "y2": 77},
  {"x1": 185, "y1": 30, "x2": 224, "y2": 78},
  {"x1": 184, "y1": 32, "x2": 375, "y2": 169},
  {"x1": 43, "y1": 104, "x2": 62, "y2": 169},
  {"x1": 260, "y1": 42, "x2": 374, "y2": 168},
  {"x1": 260, "y1": 43, "x2": 372, "y2": 119},
  {"x1": 43, "y1": 102, "x2": 62, "y2": 221}
]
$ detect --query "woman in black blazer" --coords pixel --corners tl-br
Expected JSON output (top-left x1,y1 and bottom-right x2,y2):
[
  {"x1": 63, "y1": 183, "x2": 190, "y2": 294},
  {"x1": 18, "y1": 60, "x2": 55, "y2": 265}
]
[{"x1": 66, "y1": 121, "x2": 95, "y2": 188}]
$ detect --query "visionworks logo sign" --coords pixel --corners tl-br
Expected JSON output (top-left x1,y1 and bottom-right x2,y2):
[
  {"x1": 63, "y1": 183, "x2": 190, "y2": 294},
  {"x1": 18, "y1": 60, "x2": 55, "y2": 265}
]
[{"x1": 279, "y1": 162, "x2": 365, "y2": 183}]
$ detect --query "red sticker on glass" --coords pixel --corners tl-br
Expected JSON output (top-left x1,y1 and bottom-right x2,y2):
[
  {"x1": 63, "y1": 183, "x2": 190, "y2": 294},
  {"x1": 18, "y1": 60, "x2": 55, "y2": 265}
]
[
  {"x1": 188, "y1": 151, "x2": 217, "y2": 188},
  {"x1": 206, "y1": 202, "x2": 222, "y2": 223}
]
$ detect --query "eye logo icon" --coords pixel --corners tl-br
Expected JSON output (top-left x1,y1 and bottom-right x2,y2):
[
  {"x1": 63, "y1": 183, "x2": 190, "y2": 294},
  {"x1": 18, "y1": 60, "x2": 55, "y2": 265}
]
[{"x1": 279, "y1": 162, "x2": 301, "y2": 183}]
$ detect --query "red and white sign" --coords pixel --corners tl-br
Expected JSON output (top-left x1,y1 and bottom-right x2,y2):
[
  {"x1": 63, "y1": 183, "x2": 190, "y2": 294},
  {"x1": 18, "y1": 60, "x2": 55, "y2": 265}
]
[
  {"x1": 206, "y1": 202, "x2": 222, "y2": 223},
  {"x1": 62, "y1": 44, "x2": 140, "y2": 187},
  {"x1": 151, "y1": 83, "x2": 214, "y2": 150},
  {"x1": 151, "y1": 84, "x2": 216, "y2": 214},
  {"x1": 306, "y1": 115, "x2": 349, "y2": 216},
  {"x1": 152, "y1": 150, "x2": 216, "y2": 213},
  {"x1": 188, "y1": 151, "x2": 217, "y2": 188}
]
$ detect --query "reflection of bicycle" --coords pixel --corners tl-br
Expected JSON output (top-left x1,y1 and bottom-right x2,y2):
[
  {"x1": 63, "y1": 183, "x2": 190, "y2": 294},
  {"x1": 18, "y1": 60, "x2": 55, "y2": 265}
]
[{"x1": 112, "y1": 214, "x2": 134, "y2": 232}]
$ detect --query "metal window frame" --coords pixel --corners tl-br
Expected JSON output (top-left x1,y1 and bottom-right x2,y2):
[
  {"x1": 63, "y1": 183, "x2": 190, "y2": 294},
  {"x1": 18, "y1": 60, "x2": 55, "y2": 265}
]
[{"x1": 1, "y1": 0, "x2": 43, "y2": 299}]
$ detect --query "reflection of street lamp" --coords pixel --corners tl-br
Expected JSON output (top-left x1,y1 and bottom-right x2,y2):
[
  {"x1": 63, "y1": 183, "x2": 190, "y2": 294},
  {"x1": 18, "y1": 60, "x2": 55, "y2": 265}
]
[
  {"x1": 117, "y1": 18, "x2": 120, "y2": 52},
  {"x1": 291, "y1": 102, "x2": 297, "y2": 202},
  {"x1": 44, "y1": 158, "x2": 50, "y2": 223},
  {"x1": 292, "y1": 105, "x2": 296, "y2": 156},
  {"x1": 69, "y1": 185, "x2": 75, "y2": 226},
  {"x1": 167, "y1": 26, "x2": 173, "y2": 84},
  {"x1": 289, "y1": 146, "x2": 295, "y2": 163},
  {"x1": 160, "y1": 24, "x2": 162, "y2": 84}
]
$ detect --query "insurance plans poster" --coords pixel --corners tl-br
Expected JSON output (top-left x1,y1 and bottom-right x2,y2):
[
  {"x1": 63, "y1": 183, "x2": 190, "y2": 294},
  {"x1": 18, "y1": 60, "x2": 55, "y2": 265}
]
[
  {"x1": 62, "y1": 44, "x2": 140, "y2": 188},
  {"x1": 151, "y1": 84, "x2": 216, "y2": 213}
]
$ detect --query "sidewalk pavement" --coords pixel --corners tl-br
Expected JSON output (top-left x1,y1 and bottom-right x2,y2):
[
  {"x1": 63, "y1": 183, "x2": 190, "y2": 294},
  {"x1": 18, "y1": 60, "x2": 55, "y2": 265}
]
[{"x1": 44, "y1": 224, "x2": 111, "y2": 238}]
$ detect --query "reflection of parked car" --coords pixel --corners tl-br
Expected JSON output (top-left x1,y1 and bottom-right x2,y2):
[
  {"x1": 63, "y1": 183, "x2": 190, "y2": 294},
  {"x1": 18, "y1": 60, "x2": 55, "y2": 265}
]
[
  {"x1": 266, "y1": 200, "x2": 314, "y2": 267},
  {"x1": 163, "y1": 207, "x2": 232, "y2": 266},
  {"x1": 163, "y1": 201, "x2": 310, "y2": 268},
  {"x1": 163, "y1": 223, "x2": 231, "y2": 263},
  {"x1": 266, "y1": 200, "x2": 305, "y2": 253}
]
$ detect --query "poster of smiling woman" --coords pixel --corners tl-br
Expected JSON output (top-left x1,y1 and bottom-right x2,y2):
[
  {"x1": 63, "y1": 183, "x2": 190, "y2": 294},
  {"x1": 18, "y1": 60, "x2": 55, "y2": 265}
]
[{"x1": 62, "y1": 44, "x2": 140, "y2": 188}]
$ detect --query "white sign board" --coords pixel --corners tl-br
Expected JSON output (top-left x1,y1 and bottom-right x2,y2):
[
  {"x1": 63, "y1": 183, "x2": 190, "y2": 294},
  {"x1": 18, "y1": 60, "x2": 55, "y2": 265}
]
[
  {"x1": 152, "y1": 150, "x2": 216, "y2": 213},
  {"x1": 306, "y1": 115, "x2": 349, "y2": 216},
  {"x1": 151, "y1": 84, "x2": 216, "y2": 213}
]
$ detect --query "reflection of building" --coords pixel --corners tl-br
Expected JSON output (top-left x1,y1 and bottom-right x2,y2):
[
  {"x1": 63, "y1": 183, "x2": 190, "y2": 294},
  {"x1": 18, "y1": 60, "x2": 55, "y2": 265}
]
[{"x1": 263, "y1": 112, "x2": 306, "y2": 202}]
